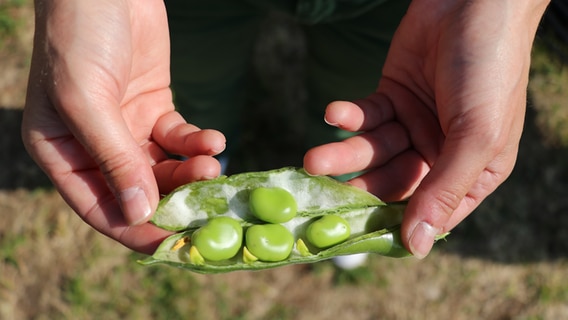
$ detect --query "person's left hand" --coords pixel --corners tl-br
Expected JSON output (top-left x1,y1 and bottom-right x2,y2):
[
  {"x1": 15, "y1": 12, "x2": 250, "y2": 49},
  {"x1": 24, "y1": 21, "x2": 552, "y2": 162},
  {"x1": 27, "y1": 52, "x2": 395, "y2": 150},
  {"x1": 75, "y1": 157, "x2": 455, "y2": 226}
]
[{"x1": 304, "y1": 0, "x2": 550, "y2": 258}]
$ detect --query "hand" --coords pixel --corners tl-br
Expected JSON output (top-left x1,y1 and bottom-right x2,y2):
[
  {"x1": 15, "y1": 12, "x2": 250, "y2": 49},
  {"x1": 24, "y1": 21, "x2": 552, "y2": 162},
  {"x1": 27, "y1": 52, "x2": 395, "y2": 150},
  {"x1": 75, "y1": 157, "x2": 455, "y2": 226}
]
[
  {"x1": 22, "y1": 0, "x2": 226, "y2": 254},
  {"x1": 304, "y1": 0, "x2": 550, "y2": 258}
]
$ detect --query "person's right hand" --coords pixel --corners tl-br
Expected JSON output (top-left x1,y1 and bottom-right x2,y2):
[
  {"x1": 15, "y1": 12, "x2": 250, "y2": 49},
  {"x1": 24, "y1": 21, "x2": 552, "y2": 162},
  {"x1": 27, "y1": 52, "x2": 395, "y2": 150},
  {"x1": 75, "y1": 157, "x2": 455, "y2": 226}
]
[{"x1": 22, "y1": 0, "x2": 226, "y2": 254}]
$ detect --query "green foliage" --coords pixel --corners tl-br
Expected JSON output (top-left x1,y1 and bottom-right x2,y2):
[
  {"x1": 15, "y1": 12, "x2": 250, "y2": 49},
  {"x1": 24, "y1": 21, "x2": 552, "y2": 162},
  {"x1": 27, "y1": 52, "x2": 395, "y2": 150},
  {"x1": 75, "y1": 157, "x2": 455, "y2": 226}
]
[
  {"x1": 0, "y1": 0, "x2": 25, "y2": 44},
  {"x1": 332, "y1": 264, "x2": 376, "y2": 287},
  {"x1": 0, "y1": 234, "x2": 25, "y2": 269},
  {"x1": 529, "y1": 40, "x2": 568, "y2": 147},
  {"x1": 142, "y1": 266, "x2": 202, "y2": 319},
  {"x1": 263, "y1": 304, "x2": 297, "y2": 320}
]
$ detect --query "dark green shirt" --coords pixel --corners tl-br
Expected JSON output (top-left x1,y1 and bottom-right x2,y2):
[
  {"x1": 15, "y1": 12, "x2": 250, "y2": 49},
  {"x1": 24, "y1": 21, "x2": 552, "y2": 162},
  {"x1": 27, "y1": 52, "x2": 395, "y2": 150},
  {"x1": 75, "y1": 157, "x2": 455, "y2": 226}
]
[{"x1": 246, "y1": 0, "x2": 391, "y2": 24}]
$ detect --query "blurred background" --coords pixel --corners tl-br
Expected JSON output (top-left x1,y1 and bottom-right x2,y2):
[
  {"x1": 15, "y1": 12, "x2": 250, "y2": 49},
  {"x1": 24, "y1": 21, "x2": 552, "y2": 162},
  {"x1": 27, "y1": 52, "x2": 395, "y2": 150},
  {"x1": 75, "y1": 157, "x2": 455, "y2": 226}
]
[{"x1": 1, "y1": 1, "x2": 568, "y2": 319}]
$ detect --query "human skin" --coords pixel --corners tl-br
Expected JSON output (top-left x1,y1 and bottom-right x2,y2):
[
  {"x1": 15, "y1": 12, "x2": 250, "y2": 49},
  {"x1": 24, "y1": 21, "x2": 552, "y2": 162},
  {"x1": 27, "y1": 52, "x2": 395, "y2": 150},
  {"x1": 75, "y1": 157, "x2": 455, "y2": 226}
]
[
  {"x1": 22, "y1": 0, "x2": 550, "y2": 257},
  {"x1": 304, "y1": 0, "x2": 551, "y2": 258},
  {"x1": 22, "y1": 0, "x2": 226, "y2": 254}
]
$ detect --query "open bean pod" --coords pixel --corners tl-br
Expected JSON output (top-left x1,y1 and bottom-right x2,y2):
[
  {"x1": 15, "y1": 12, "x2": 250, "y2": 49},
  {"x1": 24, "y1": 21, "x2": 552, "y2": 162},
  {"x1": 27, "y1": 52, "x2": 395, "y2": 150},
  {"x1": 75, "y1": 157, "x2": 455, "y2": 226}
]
[{"x1": 139, "y1": 167, "x2": 444, "y2": 273}]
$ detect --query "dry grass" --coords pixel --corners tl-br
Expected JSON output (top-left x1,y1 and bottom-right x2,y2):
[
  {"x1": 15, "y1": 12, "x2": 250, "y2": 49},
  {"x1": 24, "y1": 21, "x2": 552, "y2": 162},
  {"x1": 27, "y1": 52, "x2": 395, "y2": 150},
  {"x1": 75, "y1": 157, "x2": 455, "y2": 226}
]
[
  {"x1": 1, "y1": 2, "x2": 568, "y2": 319},
  {"x1": 1, "y1": 188, "x2": 567, "y2": 319}
]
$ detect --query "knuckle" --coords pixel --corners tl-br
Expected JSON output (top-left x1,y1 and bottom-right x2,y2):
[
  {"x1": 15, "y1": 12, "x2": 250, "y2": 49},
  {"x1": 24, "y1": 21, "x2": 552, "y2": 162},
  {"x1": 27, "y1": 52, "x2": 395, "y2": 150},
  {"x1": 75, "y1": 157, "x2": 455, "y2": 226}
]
[
  {"x1": 476, "y1": 128, "x2": 508, "y2": 156},
  {"x1": 432, "y1": 188, "x2": 462, "y2": 219},
  {"x1": 96, "y1": 148, "x2": 138, "y2": 184}
]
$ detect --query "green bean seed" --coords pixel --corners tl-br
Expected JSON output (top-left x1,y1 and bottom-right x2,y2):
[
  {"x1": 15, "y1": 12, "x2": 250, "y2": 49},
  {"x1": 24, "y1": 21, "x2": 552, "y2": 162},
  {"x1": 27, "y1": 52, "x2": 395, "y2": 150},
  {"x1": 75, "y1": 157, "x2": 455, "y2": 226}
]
[
  {"x1": 249, "y1": 187, "x2": 297, "y2": 223},
  {"x1": 306, "y1": 215, "x2": 351, "y2": 249},
  {"x1": 191, "y1": 217, "x2": 243, "y2": 261},
  {"x1": 245, "y1": 224, "x2": 294, "y2": 262}
]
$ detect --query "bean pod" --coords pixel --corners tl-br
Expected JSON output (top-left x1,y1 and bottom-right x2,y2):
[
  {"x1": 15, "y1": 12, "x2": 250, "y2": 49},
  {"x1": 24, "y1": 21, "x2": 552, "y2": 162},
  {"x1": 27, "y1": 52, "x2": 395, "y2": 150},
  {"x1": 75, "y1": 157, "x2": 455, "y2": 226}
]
[{"x1": 140, "y1": 167, "x2": 447, "y2": 273}]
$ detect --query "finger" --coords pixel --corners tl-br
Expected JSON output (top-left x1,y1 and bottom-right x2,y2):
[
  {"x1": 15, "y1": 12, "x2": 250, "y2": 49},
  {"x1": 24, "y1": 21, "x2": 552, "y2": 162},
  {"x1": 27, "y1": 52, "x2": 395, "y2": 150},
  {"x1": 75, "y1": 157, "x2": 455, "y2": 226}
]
[
  {"x1": 348, "y1": 150, "x2": 430, "y2": 201},
  {"x1": 25, "y1": 70, "x2": 159, "y2": 227},
  {"x1": 152, "y1": 111, "x2": 226, "y2": 157},
  {"x1": 117, "y1": 223, "x2": 173, "y2": 254},
  {"x1": 47, "y1": 86, "x2": 161, "y2": 227},
  {"x1": 400, "y1": 134, "x2": 500, "y2": 259},
  {"x1": 304, "y1": 121, "x2": 409, "y2": 176},
  {"x1": 324, "y1": 93, "x2": 395, "y2": 132},
  {"x1": 72, "y1": 172, "x2": 173, "y2": 254},
  {"x1": 153, "y1": 155, "x2": 222, "y2": 194},
  {"x1": 379, "y1": 79, "x2": 444, "y2": 166},
  {"x1": 26, "y1": 130, "x2": 171, "y2": 253}
]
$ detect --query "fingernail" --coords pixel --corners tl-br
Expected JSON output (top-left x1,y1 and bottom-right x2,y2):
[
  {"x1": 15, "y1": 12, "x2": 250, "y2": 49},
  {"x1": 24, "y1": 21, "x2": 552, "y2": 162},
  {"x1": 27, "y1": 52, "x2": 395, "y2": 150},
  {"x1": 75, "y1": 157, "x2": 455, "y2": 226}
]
[
  {"x1": 324, "y1": 117, "x2": 338, "y2": 126},
  {"x1": 120, "y1": 187, "x2": 152, "y2": 226},
  {"x1": 212, "y1": 143, "x2": 226, "y2": 154},
  {"x1": 409, "y1": 222, "x2": 439, "y2": 259},
  {"x1": 303, "y1": 169, "x2": 317, "y2": 177}
]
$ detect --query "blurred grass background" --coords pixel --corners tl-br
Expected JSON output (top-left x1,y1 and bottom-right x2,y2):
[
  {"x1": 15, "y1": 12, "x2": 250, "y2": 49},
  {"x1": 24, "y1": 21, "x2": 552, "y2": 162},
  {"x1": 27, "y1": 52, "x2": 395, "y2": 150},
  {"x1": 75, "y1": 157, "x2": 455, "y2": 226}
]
[{"x1": 1, "y1": 1, "x2": 568, "y2": 319}]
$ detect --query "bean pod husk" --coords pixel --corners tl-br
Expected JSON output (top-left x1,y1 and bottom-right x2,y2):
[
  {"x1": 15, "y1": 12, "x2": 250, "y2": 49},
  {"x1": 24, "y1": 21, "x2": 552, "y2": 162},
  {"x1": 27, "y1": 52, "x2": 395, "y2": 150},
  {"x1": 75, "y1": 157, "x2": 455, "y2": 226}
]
[{"x1": 139, "y1": 167, "x2": 444, "y2": 273}]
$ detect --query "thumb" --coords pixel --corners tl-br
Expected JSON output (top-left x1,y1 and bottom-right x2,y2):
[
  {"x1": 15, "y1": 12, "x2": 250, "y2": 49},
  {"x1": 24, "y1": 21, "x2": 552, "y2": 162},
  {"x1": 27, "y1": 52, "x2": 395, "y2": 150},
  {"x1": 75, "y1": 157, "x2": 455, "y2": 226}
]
[
  {"x1": 70, "y1": 108, "x2": 159, "y2": 226},
  {"x1": 401, "y1": 134, "x2": 497, "y2": 259},
  {"x1": 98, "y1": 136, "x2": 158, "y2": 226},
  {"x1": 49, "y1": 83, "x2": 160, "y2": 226}
]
